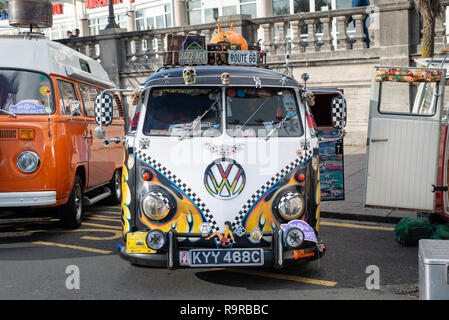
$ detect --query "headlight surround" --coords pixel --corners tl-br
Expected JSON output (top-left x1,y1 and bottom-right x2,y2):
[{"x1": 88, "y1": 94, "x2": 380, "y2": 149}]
[
  {"x1": 17, "y1": 151, "x2": 40, "y2": 173},
  {"x1": 142, "y1": 191, "x2": 171, "y2": 221},
  {"x1": 285, "y1": 227, "x2": 304, "y2": 248},
  {"x1": 277, "y1": 192, "x2": 305, "y2": 221},
  {"x1": 145, "y1": 229, "x2": 166, "y2": 250}
]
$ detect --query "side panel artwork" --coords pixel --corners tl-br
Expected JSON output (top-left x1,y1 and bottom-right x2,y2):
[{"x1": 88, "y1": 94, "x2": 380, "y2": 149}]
[{"x1": 317, "y1": 129, "x2": 345, "y2": 201}]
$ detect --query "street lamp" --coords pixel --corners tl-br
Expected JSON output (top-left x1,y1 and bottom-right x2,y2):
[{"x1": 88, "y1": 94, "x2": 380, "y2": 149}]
[{"x1": 104, "y1": 0, "x2": 120, "y2": 30}]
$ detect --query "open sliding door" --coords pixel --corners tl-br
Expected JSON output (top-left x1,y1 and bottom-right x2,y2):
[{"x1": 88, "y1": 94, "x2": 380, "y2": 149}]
[{"x1": 365, "y1": 67, "x2": 446, "y2": 212}]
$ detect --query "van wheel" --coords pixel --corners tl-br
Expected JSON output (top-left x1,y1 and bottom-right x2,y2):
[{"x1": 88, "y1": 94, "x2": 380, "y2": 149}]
[
  {"x1": 58, "y1": 176, "x2": 84, "y2": 229},
  {"x1": 105, "y1": 169, "x2": 122, "y2": 205}
]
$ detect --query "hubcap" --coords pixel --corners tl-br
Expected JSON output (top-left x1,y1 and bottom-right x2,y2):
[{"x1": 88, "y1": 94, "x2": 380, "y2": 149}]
[
  {"x1": 115, "y1": 171, "x2": 122, "y2": 199},
  {"x1": 74, "y1": 182, "x2": 82, "y2": 219}
]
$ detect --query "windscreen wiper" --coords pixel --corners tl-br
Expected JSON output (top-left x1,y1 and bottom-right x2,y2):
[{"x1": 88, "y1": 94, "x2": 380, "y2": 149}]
[
  {"x1": 264, "y1": 113, "x2": 293, "y2": 140},
  {"x1": 232, "y1": 99, "x2": 268, "y2": 137},
  {"x1": 0, "y1": 108, "x2": 17, "y2": 118},
  {"x1": 179, "y1": 101, "x2": 218, "y2": 140}
]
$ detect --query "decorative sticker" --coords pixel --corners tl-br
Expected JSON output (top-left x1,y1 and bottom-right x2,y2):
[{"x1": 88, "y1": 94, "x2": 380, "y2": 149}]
[
  {"x1": 150, "y1": 129, "x2": 168, "y2": 135},
  {"x1": 375, "y1": 68, "x2": 442, "y2": 83},
  {"x1": 205, "y1": 221, "x2": 235, "y2": 246},
  {"x1": 280, "y1": 220, "x2": 317, "y2": 243},
  {"x1": 9, "y1": 101, "x2": 46, "y2": 114},
  {"x1": 39, "y1": 86, "x2": 51, "y2": 96}
]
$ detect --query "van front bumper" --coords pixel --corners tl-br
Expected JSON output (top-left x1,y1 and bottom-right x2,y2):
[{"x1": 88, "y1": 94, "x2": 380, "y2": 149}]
[
  {"x1": 117, "y1": 229, "x2": 325, "y2": 269},
  {"x1": 0, "y1": 191, "x2": 57, "y2": 207}
]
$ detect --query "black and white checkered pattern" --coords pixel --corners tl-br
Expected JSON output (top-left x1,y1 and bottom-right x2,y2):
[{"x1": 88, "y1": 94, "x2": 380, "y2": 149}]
[
  {"x1": 331, "y1": 97, "x2": 346, "y2": 130},
  {"x1": 232, "y1": 150, "x2": 313, "y2": 229},
  {"x1": 135, "y1": 150, "x2": 219, "y2": 232},
  {"x1": 95, "y1": 94, "x2": 113, "y2": 126}
]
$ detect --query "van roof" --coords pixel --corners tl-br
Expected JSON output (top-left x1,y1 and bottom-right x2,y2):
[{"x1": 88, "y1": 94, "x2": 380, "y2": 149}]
[
  {"x1": 143, "y1": 65, "x2": 300, "y2": 88},
  {"x1": 0, "y1": 36, "x2": 115, "y2": 88}
]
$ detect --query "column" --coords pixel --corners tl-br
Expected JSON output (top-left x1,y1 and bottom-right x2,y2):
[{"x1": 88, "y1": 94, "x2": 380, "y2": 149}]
[
  {"x1": 174, "y1": 0, "x2": 187, "y2": 27},
  {"x1": 127, "y1": 10, "x2": 136, "y2": 32},
  {"x1": 257, "y1": 0, "x2": 272, "y2": 18},
  {"x1": 79, "y1": 18, "x2": 89, "y2": 37}
]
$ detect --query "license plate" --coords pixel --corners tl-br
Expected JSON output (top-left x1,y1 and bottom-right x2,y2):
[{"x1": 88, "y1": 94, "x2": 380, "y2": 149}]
[
  {"x1": 229, "y1": 50, "x2": 258, "y2": 65},
  {"x1": 126, "y1": 232, "x2": 156, "y2": 254},
  {"x1": 179, "y1": 50, "x2": 208, "y2": 65},
  {"x1": 188, "y1": 248, "x2": 264, "y2": 267}
]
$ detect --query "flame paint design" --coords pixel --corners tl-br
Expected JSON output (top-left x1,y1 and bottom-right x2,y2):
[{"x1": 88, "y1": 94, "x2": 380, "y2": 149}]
[
  {"x1": 138, "y1": 167, "x2": 207, "y2": 242},
  {"x1": 121, "y1": 158, "x2": 132, "y2": 236}
]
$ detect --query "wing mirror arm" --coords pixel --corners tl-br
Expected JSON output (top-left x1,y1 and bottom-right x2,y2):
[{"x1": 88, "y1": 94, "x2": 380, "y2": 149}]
[{"x1": 94, "y1": 88, "x2": 147, "y2": 147}]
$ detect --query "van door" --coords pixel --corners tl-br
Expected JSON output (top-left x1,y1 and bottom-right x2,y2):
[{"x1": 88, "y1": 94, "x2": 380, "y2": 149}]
[
  {"x1": 364, "y1": 67, "x2": 446, "y2": 212},
  {"x1": 309, "y1": 89, "x2": 345, "y2": 201}
]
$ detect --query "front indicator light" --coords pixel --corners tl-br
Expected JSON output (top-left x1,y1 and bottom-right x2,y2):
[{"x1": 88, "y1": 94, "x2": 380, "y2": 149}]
[
  {"x1": 19, "y1": 129, "x2": 35, "y2": 140},
  {"x1": 17, "y1": 151, "x2": 40, "y2": 173},
  {"x1": 145, "y1": 229, "x2": 166, "y2": 250}
]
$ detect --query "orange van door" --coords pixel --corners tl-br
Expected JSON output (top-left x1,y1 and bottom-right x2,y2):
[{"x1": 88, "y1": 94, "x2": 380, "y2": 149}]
[
  {"x1": 78, "y1": 84, "x2": 111, "y2": 188},
  {"x1": 56, "y1": 79, "x2": 88, "y2": 197}
]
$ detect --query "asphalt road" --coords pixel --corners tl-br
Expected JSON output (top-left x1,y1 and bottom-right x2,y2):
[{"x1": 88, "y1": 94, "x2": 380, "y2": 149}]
[{"x1": 0, "y1": 204, "x2": 420, "y2": 300}]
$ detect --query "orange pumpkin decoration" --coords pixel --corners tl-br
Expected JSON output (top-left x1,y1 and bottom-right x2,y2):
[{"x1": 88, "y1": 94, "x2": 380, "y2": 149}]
[{"x1": 210, "y1": 22, "x2": 248, "y2": 50}]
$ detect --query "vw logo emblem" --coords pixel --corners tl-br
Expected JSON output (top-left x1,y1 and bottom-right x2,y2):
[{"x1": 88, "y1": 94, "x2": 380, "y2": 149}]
[{"x1": 204, "y1": 158, "x2": 246, "y2": 200}]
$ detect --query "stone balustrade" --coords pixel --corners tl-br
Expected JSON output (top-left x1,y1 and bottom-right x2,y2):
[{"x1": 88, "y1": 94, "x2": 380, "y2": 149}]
[{"x1": 57, "y1": 6, "x2": 377, "y2": 74}]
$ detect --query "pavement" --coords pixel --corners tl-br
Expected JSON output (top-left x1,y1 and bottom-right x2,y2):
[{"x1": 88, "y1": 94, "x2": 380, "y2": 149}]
[{"x1": 320, "y1": 145, "x2": 414, "y2": 224}]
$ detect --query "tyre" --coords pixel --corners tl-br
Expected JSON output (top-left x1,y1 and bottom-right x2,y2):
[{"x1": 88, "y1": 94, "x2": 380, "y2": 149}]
[
  {"x1": 104, "y1": 168, "x2": 122, "y2": 205},
  {"x1": 58, "y1": 175, "x2": 84, "y2": 229}
]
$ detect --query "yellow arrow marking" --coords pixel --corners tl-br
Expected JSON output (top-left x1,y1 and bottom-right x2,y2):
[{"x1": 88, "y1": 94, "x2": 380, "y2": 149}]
[{"x1": 33, "y1": 241, "x2": 112, "y2": 254}]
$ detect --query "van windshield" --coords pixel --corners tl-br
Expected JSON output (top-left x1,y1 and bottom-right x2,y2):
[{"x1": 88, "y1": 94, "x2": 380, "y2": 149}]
[
  {"x1": 226, "y1": 88, "x2": 303, "y2": 137},
  {"x1": 0, "y1": 69, "x2": 54, "y2": 115},
  {"x1": 143, "y1": 88, "x2": 222, "y2": 137}
]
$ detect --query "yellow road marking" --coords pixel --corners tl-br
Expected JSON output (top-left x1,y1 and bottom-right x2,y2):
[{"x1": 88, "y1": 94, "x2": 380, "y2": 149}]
[
  {"x1": 85, "y1": 216, "x2": 121, "y2": 222},
  {"x1": 88, "y1": 211, "x2": 121, "y2": 216},
  {"x1": 53, "y1": 228, "x2": 122, "y2": 240},
  {"x1": 320, "y1": 221, "x2": 394, "y2": 231},
  {"x1": 215, "y1": 268, "x2": 337, "y2": 287},
  {"x1": 33, "y1": 241, "x2": 112, "y2": 254},
  {"x1": 82, "y1": 222, "x2": 122, "y2": 230}
]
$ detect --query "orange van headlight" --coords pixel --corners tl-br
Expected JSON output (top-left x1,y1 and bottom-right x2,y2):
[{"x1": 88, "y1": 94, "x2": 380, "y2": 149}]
[{"x1": 19, "y1": 129, "x2": 35, "y2": 140}]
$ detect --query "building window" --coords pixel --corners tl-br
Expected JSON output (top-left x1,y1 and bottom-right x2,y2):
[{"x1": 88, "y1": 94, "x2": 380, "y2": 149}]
[
  {"x1": 136, "y1": 4, "x2": 172, "y2": 30},
  {"x1": 273, "y1": 0, "x2": 290, "y2": 15},
  {"x1": 187, "y1": 0, "x2": 202, "y2": 25},
  {"x1": 88, "y1": 16, "x2": 107, "y2": 36},
  {"x1": 293, "y1": 0, "x2": 309, "y2": 13},
  {"x1": 240, "y1": 0, "x2": 256, "y2": 18}
]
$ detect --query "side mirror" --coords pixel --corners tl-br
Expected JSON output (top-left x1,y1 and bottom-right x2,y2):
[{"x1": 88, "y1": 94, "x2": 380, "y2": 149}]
[
  {"x1": 94, "y1": 93, "x2": 114, "y2": 126},
  {"x1": 94, "y1": 126, "x2": 106, "y2": 139},
  {"x1": 331, "y1": 96, "x2": 346, "y2": 130},
  {"x1": 69, "y1": 100, "x2": 82, "y2": 118}
]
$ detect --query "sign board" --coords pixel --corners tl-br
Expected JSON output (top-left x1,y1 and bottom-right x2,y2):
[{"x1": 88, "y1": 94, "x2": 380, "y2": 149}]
[
  {"x1": 229, "y1": 50, "x2": 258, "y2": 66},
  {"x1": 179, "y1": 50, "x2": 208, "y2": 65}
]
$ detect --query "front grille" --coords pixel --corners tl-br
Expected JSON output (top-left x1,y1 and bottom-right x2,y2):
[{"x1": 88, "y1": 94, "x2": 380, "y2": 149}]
[{"x1": 0, "y1": 128, "x2": 17, "y2": 140}]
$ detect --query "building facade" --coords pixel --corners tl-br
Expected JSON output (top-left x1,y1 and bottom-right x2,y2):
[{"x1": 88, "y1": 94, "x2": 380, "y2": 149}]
[{"x1": 0, "y1": 0, "x2": 377, "y2": 39}]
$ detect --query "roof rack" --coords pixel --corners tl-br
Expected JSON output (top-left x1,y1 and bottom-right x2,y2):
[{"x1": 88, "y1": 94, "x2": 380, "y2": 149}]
[{"x1": 163, "y1": 33, "x2": 267, "y2": 68}]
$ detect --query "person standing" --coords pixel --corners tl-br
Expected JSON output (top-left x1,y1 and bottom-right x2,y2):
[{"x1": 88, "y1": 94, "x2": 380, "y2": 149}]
[{"x1": 348, "y1": 0, "x2": 371, "y2": 48}]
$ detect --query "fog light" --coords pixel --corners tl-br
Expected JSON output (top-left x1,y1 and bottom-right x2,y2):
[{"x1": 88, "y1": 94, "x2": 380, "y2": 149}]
[
  {"x1": 285, "y1": 227, "x2": 304, "y2": 249},
  {"x1": 145, "y1": 229, "x2": 166, "y2": 250}
]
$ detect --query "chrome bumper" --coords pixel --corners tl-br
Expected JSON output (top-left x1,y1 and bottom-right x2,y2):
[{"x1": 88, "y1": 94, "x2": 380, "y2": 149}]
[{"x1": 0, "y1": 191, "x2": 57, "y2": 207}]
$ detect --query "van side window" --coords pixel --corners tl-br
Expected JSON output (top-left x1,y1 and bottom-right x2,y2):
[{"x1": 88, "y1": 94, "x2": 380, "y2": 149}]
[
  {"x1": 57, "y1": 80, "x2": 79, "y2": 115},
  {"x1": 79, "y1": 84, "x2": 98, "y2": 117}
]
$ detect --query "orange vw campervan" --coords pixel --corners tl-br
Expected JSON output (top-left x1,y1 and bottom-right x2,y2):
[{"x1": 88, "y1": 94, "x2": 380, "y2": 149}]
[{"x1": 0, "y1": 35, "x2": 124, "y2": 228}]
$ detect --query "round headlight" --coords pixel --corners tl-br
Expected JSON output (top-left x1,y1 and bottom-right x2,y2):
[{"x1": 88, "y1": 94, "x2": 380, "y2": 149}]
[
  {"x1": 277, "y1": 193, "x2": 305, "y2": 220},
  {"x1": 142, "y1": 191, "x2": 171, "y2": 221},
  {"x1": 285, "y1": 227, "x2": 304, "y2": 248},
  {"x1": 17, "y1": 151, "x2": 40, "y2": 173},
  {"x1": 145, "y1": 229, "x2": 166, "y2": 250}
]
